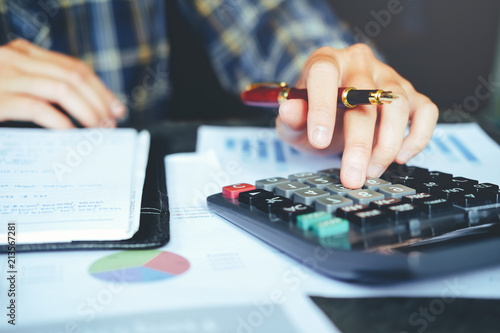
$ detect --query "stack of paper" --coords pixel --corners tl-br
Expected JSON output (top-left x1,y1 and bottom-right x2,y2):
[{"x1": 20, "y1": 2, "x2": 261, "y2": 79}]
[{"x1": 0, "y1": 128, "x2": 150, "y2": 244}]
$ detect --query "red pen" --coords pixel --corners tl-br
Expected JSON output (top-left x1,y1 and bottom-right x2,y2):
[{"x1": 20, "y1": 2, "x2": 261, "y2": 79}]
[{"x1": 241, "y1": 82, "x2": 398, "y2": 108}]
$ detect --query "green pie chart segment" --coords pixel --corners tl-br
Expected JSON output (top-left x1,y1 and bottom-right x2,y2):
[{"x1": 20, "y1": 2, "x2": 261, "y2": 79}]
[{"x1": 89, "y1": 250, "x2": 190, "y2": 282}]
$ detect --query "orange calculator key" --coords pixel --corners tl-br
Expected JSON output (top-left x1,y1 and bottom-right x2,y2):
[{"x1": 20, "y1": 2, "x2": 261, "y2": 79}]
[{"x1": 222, "y1": 183, "x2": 256, "y2": 199}]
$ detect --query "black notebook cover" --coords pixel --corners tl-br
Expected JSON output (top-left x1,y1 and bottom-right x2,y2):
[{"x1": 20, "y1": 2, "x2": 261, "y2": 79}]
[{"x1": 0, "y1": 135, "x2": 170, "y2": 252}]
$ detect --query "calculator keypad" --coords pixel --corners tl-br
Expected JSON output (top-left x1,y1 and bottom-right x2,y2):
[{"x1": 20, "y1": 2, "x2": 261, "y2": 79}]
[{"x1": 220, "y1": 163, "x2": 500, "y2": 250}]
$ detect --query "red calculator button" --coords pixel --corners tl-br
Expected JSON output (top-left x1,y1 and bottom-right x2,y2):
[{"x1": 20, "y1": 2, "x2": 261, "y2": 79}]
[{"x1": 222, "y1": 183, "x2": 256, "y2": 199}]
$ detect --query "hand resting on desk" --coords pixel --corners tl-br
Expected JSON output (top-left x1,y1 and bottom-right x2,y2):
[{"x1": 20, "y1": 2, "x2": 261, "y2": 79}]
[
  {"x1": 0, "y1": 39, "x2": 125, "y2": 129},
  {"x1": 276, "y1": 44, "x2": 439, "y2": 189}
]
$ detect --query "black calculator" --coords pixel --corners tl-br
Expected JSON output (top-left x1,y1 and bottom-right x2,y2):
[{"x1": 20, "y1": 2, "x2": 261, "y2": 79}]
[{"x1": 207, "y1": 163, "x2": 500, "y2": 282}]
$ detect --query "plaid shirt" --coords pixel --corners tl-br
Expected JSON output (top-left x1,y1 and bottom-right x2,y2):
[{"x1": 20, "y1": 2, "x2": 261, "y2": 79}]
[{"x1": 0, "y1": 0, "x2": 354, "y2": 125}]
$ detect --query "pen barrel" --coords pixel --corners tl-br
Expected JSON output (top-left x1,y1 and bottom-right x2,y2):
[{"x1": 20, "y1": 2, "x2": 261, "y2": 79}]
[
  {"x1": 240, "y1": 88, "x2": 282, "y2": 107},
  {"x1": 241, "y1": 87, "x2": 388, "y2": 108},
  {"x1": 344, "y1": 90, "x2": 375, "y2": 106},
  {"x1": 291, "y1": 88, "x2": 355, "y2": 108}
]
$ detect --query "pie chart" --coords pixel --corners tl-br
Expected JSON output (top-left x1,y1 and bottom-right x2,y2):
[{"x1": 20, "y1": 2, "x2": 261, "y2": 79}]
[{"x1": 89, "y1": 250, "x2": 190, "y2": 282}]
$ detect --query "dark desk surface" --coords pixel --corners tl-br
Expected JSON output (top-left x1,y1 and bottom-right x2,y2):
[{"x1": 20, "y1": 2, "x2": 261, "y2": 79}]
[{"x1": 147, "y1": 117, "x2": 500, "y2": 333}]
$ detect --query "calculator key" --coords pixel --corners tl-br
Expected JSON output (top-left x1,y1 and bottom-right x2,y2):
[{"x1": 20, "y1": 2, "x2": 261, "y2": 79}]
[
  {"x1": 347, "y1": 189, "x2": 385, "y2": 205},
  {"x1": 386, "y1": 163, "x2": 428, "y2": 176},
  {"x1": 378, "y1": 184, "x2": 416, "y2": 199},
  {"x1": 385, "y1": 203, "x2": 421, "y2": 221},
  {"x1": 402, "y1": 192, "x2": 434, "y2": 204},
  {"x1": 387, "y1": 175, "x2": 418, "y2": 186},
  {"x1": 315, "y1": 195, "x2": 354, "y2": 213},
  {"x1": 255, "y1": 177, "x2": 290, "y2": 191},
  {"x1": 350, "y1": 209, "x2": 388, "y2": 227},
  {"x1": 296, "y1": 211, "x2": 332, "y2": 230},
  {"x1": 254, "y1": 195, "x2": 293, "y2": 214},
  {"x1": 416, "y1": 198, "x2": 453, "y2": 216},
  {"x1": 385, "y1": 162, "x2": 403, "y2": 174},
  {"x1": 363, "y1": 177, "x2": 391, "y2": 190},
  {"x1": 288, "y1": 172, "x2": 318, "y2": 182},
  {"x1": 451, "y1": 177, "x2": 478, "y2": 190},
  {"x1": 369, "y1": 198, "x2": 401, "y2": 210},
  {"x1": 305, "y1": 176, "x2": 337, "y2": 189},
  {"x1": 222, "y1": 183, "x2": 256, "y2": 199},
  {"x1": 406, "y1": 166, "x2": 429, "y2": 176},
  {"x1": 472, "y1": 183, "x2": 499, "y2": 195},
  {"x1": 453, "y1": 193, "x2": 493, "y2": 208},
  {"x1": 411, "y1": 181, "x2": 448, "y2": 195},
  {"x1": 487, "y1": 189, "x2": 500, "y2": 203},
  {"x1": 428, "y1": 171, "x2": 453, "y2": 183},
  {"x1": 238, "y1": 189, "x2": 274, "y2": 205},
  {"x1": 317, "y1": 168, "x2": 341, "y2": 179},
  {"x1": 275, "y1": 182, "x2": 310, "y2": 198},
  {"x1": 276, "y1": 203, "x2": 315, "y2": 223},
  {"x1": 380, "y1": 171, "x2": 398, "y2": 182},
  {"x1": 326, "y1": 183, "x2": 352, "y2": 196},
  {"x1": 311, "y1": 217, "x2": 349, "y2": 237},
  {"x1": 393, "y1": 164, "x2": 429, "y2": 177},
  {"x1": 294, "y1": 188, "x2": 330, "y2": 205},
  {"x1": 335, "y1": 204, "x2": 369, "y2": 219},
  {"x1": 435, "y1": 186, "x2": 466, "y2": 201}
]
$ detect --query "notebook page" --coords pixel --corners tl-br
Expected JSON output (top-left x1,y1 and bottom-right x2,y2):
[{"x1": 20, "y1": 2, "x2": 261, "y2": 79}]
[{"x1": 0, "y1": 128, "x2": 148, "y2": 244}]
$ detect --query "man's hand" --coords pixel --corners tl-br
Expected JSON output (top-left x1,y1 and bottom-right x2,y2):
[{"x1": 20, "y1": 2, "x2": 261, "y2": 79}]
[
  {"x1": 0, "y1": 39, "x2": 125, "y2": 128},
  {"x1": 276, "y1": 44, "x2": 438, "y2": 189}
]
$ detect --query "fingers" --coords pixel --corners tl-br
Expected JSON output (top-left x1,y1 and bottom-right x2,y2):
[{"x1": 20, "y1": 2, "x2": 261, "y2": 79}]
[
  {"x1": 339, "y1": 72, "x2": 378, "y2": 188},
  {"x1": 396, "y1": 93, "x2": 439, "y2": 164},
  {"x1": 340, "y1": 104, "x2": 378, "y2": 188},
  {"x1": 13, "y1": 52, "x2": 115, "y2": 124},
  {"x1": 1, "y1": 71, "x2": 104, "y2": 128},
  {"x1": 277, "y1": 99, "x2": 345, "y2": 155},
  {"x1": 7, "y1": 39, "x2": 125, "y2": 123},
  {"x1": 279, "y1": 99, "x2": 308, "y2": 131},
  {"x1": 276, "y1": 43, "x2": 438, "y2": 190},
  {"x1": 366, "y1": 84, "x2": 411, "y2": 178},
  {"x1": 275, "y1": 116, "x2": 313, "y2": 152},
  {"x1": 334, "y1": 45, "x2": 378, "y2": 188},
  {"x1": 305, "y1": 57, "x2": 340, "y2": 149},
  {"x1": 0, "y1": 94, "x2": 74, "y2": 129}
]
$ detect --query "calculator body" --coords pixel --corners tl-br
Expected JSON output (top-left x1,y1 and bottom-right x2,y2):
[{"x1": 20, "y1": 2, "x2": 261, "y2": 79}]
[{"x1": 207, "y1": 164, "x2": 500, "y2": 282}]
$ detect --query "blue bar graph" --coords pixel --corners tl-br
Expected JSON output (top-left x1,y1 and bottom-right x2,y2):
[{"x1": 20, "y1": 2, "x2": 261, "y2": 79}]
[
  {"x1": 225, "y1": 138, "x2": 235, "y2": 151},
  {"x1": 274, "y1": 140, "x2": 286, "y2": 164},
  {"x1": 448, "y1": 134, "x2": 479, "y2": 163},
  {"x1": 432, "y1": 136, "x2": 458, "y2": 162},
  {"x1": 432, "y1": 136, "x2": 451, "y2": 154},
  {"x1": 258, "y1": 140, "x2": 267, "y2": 160},
  {"x1": 242, "y1": 139, "x2": 251, "y2": 155}
]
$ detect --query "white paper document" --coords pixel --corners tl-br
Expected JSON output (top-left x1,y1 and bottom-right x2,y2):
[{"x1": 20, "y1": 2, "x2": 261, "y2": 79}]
[
  {"x1": 196, "y1": 125, "x2": 342, "y2": 181},
  {"x1": 196, "y1": 123, "x2": 500, "y2": 184},
  {"x1": 0, "y1": 151, "x2": 339, "y2": 333},
  {"x1": 194, "y1": 123, "x2": 500, "y2": 300},
  {"x1": 407, "y1": 123, "x2": 500, "y2": 184},
  {"x1": 0, "y1": 128, "x2": 150, "y2": 244}
]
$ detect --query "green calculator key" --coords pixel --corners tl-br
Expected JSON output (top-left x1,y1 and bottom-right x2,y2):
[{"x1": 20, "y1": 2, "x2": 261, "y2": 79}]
[
  {"x1": 296, "y1": 211, "x2": 331, "y2": 230},
  {"x1": 312, "y1": 217, "x2": 349, "y2": 238}
]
